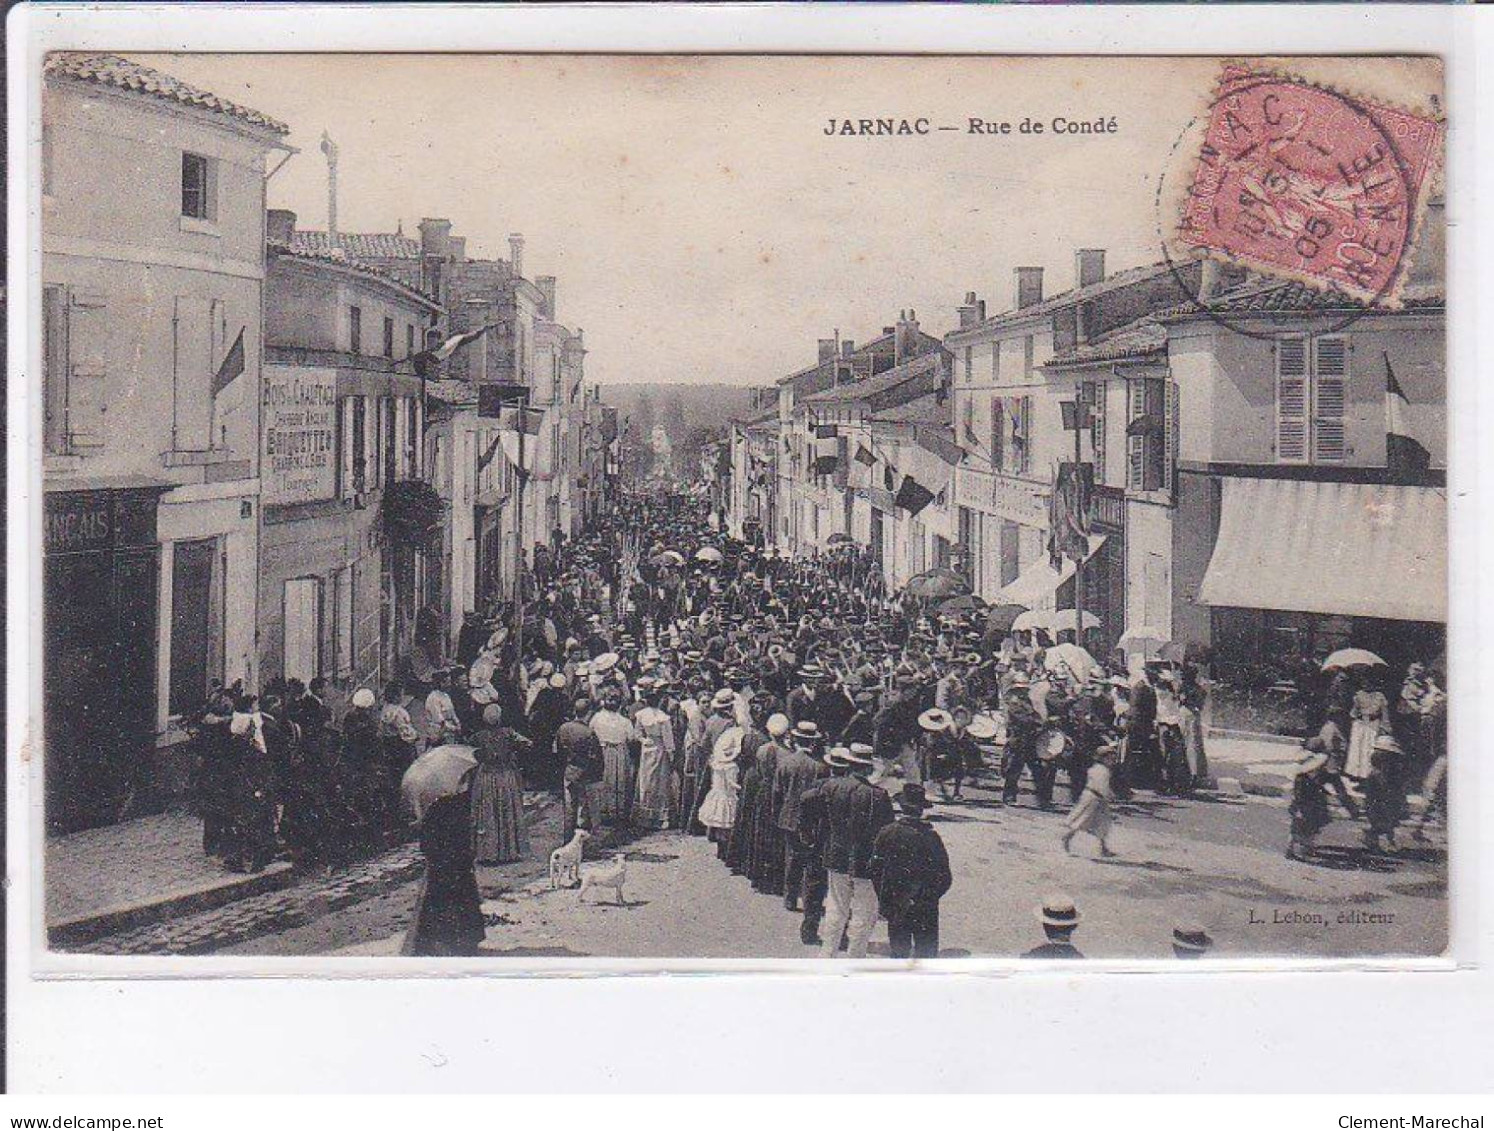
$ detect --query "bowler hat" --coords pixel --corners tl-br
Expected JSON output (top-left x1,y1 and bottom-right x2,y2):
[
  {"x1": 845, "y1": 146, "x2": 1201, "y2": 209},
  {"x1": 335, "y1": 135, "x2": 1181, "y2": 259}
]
[{"x1": 898, "y1": 783, "x2": 932, "y2": 813}]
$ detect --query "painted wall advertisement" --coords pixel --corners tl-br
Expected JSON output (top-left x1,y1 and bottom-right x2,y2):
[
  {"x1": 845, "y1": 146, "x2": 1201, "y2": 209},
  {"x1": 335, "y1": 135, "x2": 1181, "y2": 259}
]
[{"x1": 263, "y1": 366, "x2": 338, "y2": 505}]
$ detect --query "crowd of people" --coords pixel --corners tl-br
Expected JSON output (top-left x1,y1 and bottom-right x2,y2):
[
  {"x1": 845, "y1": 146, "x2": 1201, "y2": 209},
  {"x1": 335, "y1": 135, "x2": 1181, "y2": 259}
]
[{"x1": 187, "y1": 487, "x2": 1447, "y2": 956}]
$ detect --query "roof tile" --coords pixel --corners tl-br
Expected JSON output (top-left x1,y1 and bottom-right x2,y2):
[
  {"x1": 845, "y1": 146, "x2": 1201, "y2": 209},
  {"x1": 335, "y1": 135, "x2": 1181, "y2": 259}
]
[{"x1": 46, "y1": 53, "x2": 289, "y2": 136}]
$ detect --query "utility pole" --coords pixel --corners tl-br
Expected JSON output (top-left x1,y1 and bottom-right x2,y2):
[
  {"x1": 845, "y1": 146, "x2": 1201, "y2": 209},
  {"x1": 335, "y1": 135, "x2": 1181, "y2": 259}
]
[
  {"x1": 1073, "y1": 380, "x2": 1085, "y2": 650},
  {"x1": 512, "y1": 408, "x2": 529, "y2": 680}
]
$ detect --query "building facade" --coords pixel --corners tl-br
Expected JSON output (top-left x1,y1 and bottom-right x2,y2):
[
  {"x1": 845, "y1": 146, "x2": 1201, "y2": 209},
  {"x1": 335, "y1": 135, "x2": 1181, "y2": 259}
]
[
  {"x1": 41, "y1": 54, "x2": 290, "y2": 831},
  {"x1": 259, "y1": 216, "x2": 444, "y2": 709}
]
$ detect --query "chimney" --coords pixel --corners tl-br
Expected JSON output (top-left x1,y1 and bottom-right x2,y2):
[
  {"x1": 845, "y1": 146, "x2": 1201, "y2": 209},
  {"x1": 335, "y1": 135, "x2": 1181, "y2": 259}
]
[
  {"x1": 1014, "y1": 267, "x2": 1044, "y2": 310},
  {"x1": 418, "y1": 218, "x2": 452, "y2": 259},
  {"x1": 1075, "y1": 248, "x2": 1106, "y2": 289},
  {"x1": 958, "y1": 290, "x2": 986, "y2": 330},
  {"x1": 448, "y1": 236, "x2": 467, "y2": 262},
  {"x1": 266, "y1": 208, "x2": 296, "y2": 245},
  {"x1": 818, "y1": 338, "x2": 837, "y2": 364},
  {"x1": 895, "y1": 309, "x2": 920, "y2": 366},
  {"x1": 508, "y1": 233, "x2": 525, "y2": 279},
  {"x1": 319, "y1": 131, "x2": 340, "y2": 255},
  {"x1": 536, "y1": 275, "x2": 557, "y2": 319}
]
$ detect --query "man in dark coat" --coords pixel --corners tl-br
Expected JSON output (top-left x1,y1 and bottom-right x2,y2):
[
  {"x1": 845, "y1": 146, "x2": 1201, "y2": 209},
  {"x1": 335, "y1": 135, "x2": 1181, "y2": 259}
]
[
  {"x1": 557, "y1": 697, "x2": 605, "y2": 844},
  {"x1": 772, "y1": 721, "x2": 831, "y2": 939},
  {"x1": 870, "y1": 784, "x2": 953, "y2": 959},
  {"x1": 1001, "y1": 677, "x2": 1050, "y2": 807},
  {"x1": 527, "y1": 673, "x2": 571, "y2": 792},
  {"x1": 1124, "y1": 668, "x2": 1160, "y2": 790},
  {"x1": 800, "y1": 744, "x2": 894, "y2": 958}
]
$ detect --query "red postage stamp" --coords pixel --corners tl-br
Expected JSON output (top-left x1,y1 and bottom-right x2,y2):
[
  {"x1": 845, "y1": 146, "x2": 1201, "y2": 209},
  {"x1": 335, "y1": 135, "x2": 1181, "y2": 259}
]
[{"x1": 1178, "y1": 65, "x2": 1443, "y2": 307}]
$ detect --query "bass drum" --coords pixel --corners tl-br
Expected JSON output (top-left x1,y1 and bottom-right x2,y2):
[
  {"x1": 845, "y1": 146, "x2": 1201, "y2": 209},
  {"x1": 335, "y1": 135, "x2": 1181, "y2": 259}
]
[{"x1": 1037, "y1": 726, "x2": 1072, "y2": 763}]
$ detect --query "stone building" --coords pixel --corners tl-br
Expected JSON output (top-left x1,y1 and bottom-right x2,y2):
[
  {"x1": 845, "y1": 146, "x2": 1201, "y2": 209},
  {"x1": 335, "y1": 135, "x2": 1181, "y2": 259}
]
[{"x1": 41, "y1": 54, "x2": 291, "y2": 830}]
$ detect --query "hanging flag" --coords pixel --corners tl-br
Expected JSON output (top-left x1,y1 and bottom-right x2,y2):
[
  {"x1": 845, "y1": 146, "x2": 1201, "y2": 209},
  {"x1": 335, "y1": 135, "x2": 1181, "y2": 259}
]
[
  {"x1": 895, "y1": 474, "x2": 936, "y2": 516},
  {"x1": 500, "y1": 406, "x2": 545, "y2": 474},
  {"x1": 854, "y1": 443, "x2": 876, "y2": 468},
  {"x1": 1047, "y1": 461, "x2": 1094, "y2": 569},
  {"x1": 412, "y1": 324, "x2": 493, "y2": 375},
  {"x1": 211, "y1": 327, "x2": 246, "y2": 397},
  {"x1": 813, "y1": 423, "x2": 840, "y2": 474},
  {"x1": 1385, "y1": 351, "x2": 1431, "y2": 478}
]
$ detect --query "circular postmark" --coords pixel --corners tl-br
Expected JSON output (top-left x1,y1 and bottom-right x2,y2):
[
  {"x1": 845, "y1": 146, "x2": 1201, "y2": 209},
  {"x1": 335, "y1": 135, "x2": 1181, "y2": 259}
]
[{"x1": 1153, "y1": 66, "x2": 1441, "y2": 340}]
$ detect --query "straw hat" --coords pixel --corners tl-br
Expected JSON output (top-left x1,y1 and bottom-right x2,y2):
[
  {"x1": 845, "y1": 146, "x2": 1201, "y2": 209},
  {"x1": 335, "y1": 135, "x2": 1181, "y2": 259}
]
[
  {"x1": 1035, "y1": 894, "x2": 1081, "y2": 929},
  {"x1": 592, "y1": 652, "x2": 619, "y2": 676},
  {"x1": 845, "y1": 742, "x2": 875, "y2": 766},
  {"x1": 919, "y1": 708, "x2": 954, "y2": 733},
  {"x1": 711, "y1": 687, "x2": 736, "y2": 711},
  {"x1": 966, "y1": 714, "x2": 999, "y2": 742},
  {"x1": 767, "y1": 713, "x2": 791, "y2": 738},
  {"x1": 351, "y1": 688, "x2": 376, "y2": 709}
]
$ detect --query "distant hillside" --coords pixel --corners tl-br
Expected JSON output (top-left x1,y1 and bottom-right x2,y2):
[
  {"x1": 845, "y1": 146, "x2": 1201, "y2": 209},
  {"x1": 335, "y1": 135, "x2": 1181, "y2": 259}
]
[{"x1": 600, "y1": 382, "x2": 772, "y2": 482}]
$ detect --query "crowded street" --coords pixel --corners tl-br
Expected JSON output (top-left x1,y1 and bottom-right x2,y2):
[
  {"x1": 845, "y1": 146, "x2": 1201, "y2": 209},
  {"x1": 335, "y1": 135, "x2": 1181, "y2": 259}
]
[{"x1": 61, "y1": 488, "x2": 1448, "y2": 962}]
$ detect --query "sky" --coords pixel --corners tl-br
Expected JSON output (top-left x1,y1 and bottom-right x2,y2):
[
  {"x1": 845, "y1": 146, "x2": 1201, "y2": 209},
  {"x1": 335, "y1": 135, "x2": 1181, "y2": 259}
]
[{"x1": 142, "y1": 54, "x2": 1440, "y2": 387}]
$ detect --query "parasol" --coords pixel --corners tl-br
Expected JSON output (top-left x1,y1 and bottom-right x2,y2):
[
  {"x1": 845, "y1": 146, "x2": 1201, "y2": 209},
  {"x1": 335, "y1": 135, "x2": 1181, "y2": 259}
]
[
  {"x1": 1118, "y1": 625, "x2": 1169, "y2": 659},
  {"x1": 937, "y1": 593, "x2": 988, "y2": 615},
  {"x1": 1043, "y1": 642, "x2": 1100, "y2": 684},
  {"x1": 651, "y1": 549, "x2": 685, "y2": 567},
  {"x1": 1321, "y1": 648, "x2": 1387, "y2": 671},
  {"x1": 401, "y1": 745, "x2": 478, "y2": 823},
  {"x1": 904, "y1": 568, "x2": 971, "y2": 600},
  {"x1": 1049, "y1": 608, "x2": 1101, "y2": 634},
  {"x1": 1011, "y1": 608, "x2": 1050, "y2": 633},
  {"x1": 695, "y1": 546, "x2": 724, "y2": 564},
  {"x1": 984, "y1": 602, "x2": 1028, "y2": 635}
]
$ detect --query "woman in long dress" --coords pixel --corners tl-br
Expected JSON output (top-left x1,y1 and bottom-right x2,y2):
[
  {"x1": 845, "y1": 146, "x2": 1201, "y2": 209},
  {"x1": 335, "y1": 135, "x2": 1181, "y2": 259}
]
[
  {"x1": 404, "y1": 782, "x2": 486, "y2": 956},
  {"x1": 1345, "y1": 676, "x2": 1390, "y2": 780},
  {"x1": 1061, "y1": 746, "x2": 1117, "y2": 858},
  {"x1": 633, "y1": 682, "x2": 676, "y2": 830},
  {"x1": 697, "y1": 722, "x2": 744, "y2": 858},
  {"x1": 590, "y1": 689, "x2": 639, "y2": 828},
  {"x1": 749, "y1": 714, "x2": 791, "y2": 895},
  {"x1": 469, "y1": 704, "x2": 531, "y2": 865}
]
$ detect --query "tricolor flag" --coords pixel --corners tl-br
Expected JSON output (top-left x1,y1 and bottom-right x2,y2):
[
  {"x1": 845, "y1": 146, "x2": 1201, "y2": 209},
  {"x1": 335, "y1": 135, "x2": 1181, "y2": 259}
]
[
  {"x1": 812, "y1": 423, "x2": 840, "y2": 474},
  {"x1": 1385, "y1": 352, "x2": 1431, "y2": 478},
  {"x1": 211, "y1": 327, "x2": 246, "y2": 398}
]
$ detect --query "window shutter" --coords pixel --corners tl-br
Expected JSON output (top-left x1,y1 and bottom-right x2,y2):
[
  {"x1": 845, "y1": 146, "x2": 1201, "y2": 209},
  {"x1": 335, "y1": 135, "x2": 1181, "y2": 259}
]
[
  {"x1": 992, "y1": 397, "x2": 1005, "y2": 470},
  {"x1": 1313, "y1": 335, "x2": 1349, "y2": 462},
  {"x1": 1276, "y1": 336, "x2": 1309, "y2": 463},
  {"x1": 393, "y1": 398, "x2": 408, "y2": 479},
  {"x1": 1163, "y1": 379, "x2": 1179, "y2": 493},
  {"x1": 1020, "y1": 395, "x2": 1033, "y2": 473},
  {"x1": 1128, "y1": 380, "x2": 1145, "y2": 488},
  {"x1": 1090, "y1": 381, "x2": 1107, "y2": 484},
  {"x1": 67, "y1": 289, "x2": 110, "y2": 449},
  {"x1": 363, "y1": 395, "x2": 378, "y2": 489},
  {"x1": 341, "y1": 397, "x2": 355, "y2": 498}
]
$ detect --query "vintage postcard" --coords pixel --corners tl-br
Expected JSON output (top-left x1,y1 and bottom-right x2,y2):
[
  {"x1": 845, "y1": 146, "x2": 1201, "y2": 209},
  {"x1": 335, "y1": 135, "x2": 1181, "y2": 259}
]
[{"x1": 31, "y1": 51, "x2": 1447, "y2": 967}]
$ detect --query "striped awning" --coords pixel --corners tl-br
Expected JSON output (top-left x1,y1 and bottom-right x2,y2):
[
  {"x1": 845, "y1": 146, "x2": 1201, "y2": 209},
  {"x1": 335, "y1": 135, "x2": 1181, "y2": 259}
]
[{"x1": 1198, "y1": 478, "x2": 1446, "y2": 623}]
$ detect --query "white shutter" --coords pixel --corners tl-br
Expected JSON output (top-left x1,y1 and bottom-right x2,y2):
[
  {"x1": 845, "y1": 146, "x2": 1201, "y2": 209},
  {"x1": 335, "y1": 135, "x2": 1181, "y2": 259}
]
[
  {"x1": 1313, "y1": 335, "x2": 1349, "y2": 463},
  {"x1": 1275, "y1": 336, "x2": 1309, "y2": 464},
  {"x1": 341, "y1": 397, "x2": 355, "y2": 498},
  {"x1": 1128, "y1": 380, "x2": 1145, "y2": 488},
  {"x1": 393, "y1": 397, "x2": 408, "y2": 479},
  {"x1": 364, "y1": 396, "x2": 379, "y2": 489},
  {"x1": 412, "y1": 396, "x2": 424, "y2": 477},
  {"x1": 67, "y1": 290, "x2": 109, "y2": 449}
]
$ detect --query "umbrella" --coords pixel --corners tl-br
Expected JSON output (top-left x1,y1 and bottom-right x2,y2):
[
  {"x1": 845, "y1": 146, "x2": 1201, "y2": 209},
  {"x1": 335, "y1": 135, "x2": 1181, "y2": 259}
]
[
  {"x1": 1118, "y1": 625, "x2": 1169, "y2": 658},
  {"x1": 695, "y1": 546, "x2": 724, "y2": 564},
  {"x1": 937, "y1": 594, "x2": 987, "y2": 616},
  {"x1": 1049, "y1": 609, "x2": 1101, "y2": 634},
  {"x1": 651, "y1": 549, "x2": 685, "y2": 567},
  {"x1": 1322, "y1": 648, "x2": 1387, "y2": 671},
  {"x1": 1044, "y1": 642, "x2": 1100, "y2": 683},
  {"x1": 1011, "y1": 608, "x2": 1050, "y2": 633},
  {"x1": 904, "y1": 568, "x2": 971, "y2": 600},
  {"x1": 984, "y1": 602, "x2": 1028, "y2": 635},
  {"x1": 1160, "y1": 640, "x2": 1211, "y2": 665},
  {"x1": 401, "y1": 744, "x2": 478, "y2": 823}
]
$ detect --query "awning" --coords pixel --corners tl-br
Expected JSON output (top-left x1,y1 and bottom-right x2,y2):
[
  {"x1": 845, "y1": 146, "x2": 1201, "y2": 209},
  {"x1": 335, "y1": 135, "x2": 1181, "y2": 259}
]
[
  {"x1": 1198, "y1": 478, "x2": 1446, "y2": 623},
  {"x1": 995, "y1": 534, "x2": 1106, "y2": 608}
]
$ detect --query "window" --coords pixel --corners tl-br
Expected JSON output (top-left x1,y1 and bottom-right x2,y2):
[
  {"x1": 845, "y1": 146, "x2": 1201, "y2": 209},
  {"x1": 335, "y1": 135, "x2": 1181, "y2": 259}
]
[
  {"x1": 383, "y1": 316, "x2": 395, "y2": 358},
  {"x1": 406, "y1": 397, "x2": 421, "y2": 477},
  {"x1": 1023, "y1": 335, "x2": 1035, "y2": 380},
  {"x1": 170, "y1": 538, "x2": 223, "y2": 715},
  {"x1": 1127, "y1": 378, "x2": 1167, "y2": 491},
  {"x1": 406, "y1": 323, "x2": 416, "y2": 358},
  {"x1": 181, "y1": 152, "x2": 213, "y2": 220},
  {"x1": 349, "y1": 306, "x2": 362, "y2": 354},
  {"x1": 1001, "y1": 395, "x2": 1032, "y2": 474},
  {"x1": 991, "y1": 396, "x2": 1005, "y2": 470},
  {"x1": 1275, "y1": 336, "x2": 1309, "y2": 463},
  {"x1": 992, "y1": 341, "x2": 1001, "y2": 381},
  {"x1": 1312, "y1": 336, "x2": 1349, "y2": 463},
  {"x1": 963, "y1": 346, "x2": 973, "y2": 384},
  {"x1": 1274, "y1": 333, "x2": 1351, "y2": 465},
  {"x1": 350, "y1": 396, "x2": 367, "y2": 494},
  {"x1": 1082, "y1": 380, "x2": 1106, "y2": 482},
  {"x1": 1000, "y1": 519, "x2": 1021, "y2": 585},
  {"x1": 283, "y1": 577, "x2": 322, "y2": 684},
  {"x1": 383, "y1": 396, "x2": 397, "y2": 486}
]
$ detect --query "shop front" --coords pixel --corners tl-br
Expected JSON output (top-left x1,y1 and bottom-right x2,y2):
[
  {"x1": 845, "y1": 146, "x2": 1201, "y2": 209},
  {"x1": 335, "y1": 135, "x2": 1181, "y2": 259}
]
[{"x1": 44, "y1": 482, "x2": 168, "y2": 833}]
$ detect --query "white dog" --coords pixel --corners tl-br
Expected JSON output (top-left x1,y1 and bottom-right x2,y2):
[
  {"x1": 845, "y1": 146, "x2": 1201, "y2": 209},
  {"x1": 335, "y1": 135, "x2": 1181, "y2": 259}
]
[
  {"x1": 548, "y1": 829, "x2": 591, "y2": 889},
  {"x1": 578, "y1": 853, "x2": 628, "y2": 905}
]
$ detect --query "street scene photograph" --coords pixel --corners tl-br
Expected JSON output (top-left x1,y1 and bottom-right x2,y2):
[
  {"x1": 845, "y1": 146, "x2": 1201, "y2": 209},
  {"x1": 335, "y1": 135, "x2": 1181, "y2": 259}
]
[{"x1": 34, "y1": 51, "x2": 1448, "y2": 964}]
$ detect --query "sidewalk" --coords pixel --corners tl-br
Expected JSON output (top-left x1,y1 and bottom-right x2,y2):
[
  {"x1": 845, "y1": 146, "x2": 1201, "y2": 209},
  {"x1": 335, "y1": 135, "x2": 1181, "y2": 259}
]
[
  {"x1": 1204, "y1": 730, "x2": 1304, "y2": 798},
  {"x1": 45, "y1": 811, "x2": 297, "y2": 946}
]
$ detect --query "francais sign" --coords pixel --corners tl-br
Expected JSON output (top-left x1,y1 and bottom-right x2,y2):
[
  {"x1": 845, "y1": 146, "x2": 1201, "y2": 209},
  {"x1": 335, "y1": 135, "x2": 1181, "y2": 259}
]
[{"x1": 263, "y1": 366, "x2": 338, "y2": 505}]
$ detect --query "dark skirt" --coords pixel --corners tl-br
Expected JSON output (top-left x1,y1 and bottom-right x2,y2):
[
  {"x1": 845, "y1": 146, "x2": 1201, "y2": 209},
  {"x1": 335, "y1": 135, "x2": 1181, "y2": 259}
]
[{"x1": 727, "y1": 767, "x2": 763, "y2": 876}]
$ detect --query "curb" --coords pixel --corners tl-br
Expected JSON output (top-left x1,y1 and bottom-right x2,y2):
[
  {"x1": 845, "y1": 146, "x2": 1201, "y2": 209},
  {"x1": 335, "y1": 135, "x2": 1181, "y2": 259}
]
[{"x1": 48, "y1": 861, "x2": 301, "y2": 949}]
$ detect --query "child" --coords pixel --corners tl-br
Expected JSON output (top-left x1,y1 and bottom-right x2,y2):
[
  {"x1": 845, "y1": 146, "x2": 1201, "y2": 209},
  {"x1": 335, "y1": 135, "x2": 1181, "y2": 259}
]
[
  {"x1": 1287, "y1": 750, "x2": 1332, "y2": 861},
  {"x1": 1362, "y1": 734, "x2": 1407, "y2": 853},
  {"x1": 1062, "y1": 744, "x2": 1117, "y2": 858}
]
